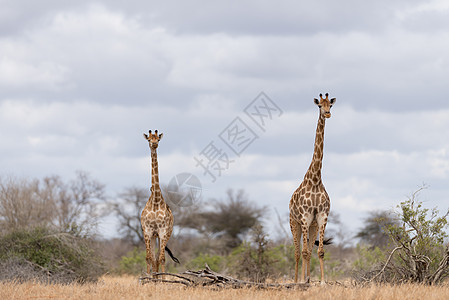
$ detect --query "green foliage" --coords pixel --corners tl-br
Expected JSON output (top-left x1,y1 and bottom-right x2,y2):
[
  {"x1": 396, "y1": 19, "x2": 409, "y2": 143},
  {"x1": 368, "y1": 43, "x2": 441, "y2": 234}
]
[
  {"x1": 227, "y1": 242, "x2": 266, "y2": 282},
  {"x1": 386, "y1": 189, "x2": 448, "y2": 282},
  {"x1": 266, "y1": 244, "x2": 295, "y2": 275},
  {"x1": 225, "y1": 224, "x2": 325, "y2": 282},
  {"x1": 117, "y1": 247, "x2": 180, "y2": 275},
  {"x1": 353, "y1": 245, "x2": 386, "y2": 271},
  {"x1": 393, "y1": 195, "x2": 448, "y2": 253},
  {"x1": 118, "y1": 248, "x2": 146, "y2": 275},
  {"x1": 176, "y1": 189, "x2": 266, "y2": 252},
  {"x1": 0, "y1": 227, "x2": 105, "y2": 283},
  {"x1": 354, "y1": 187, "x2": 449, "y2": 284},
  {"x1": 326, "y1": 258, "x2": 344, "y2": 279},
  {"x1": 186, "y1": 253, "x2": 224, "y2": 271},
  {"x1": 225, "y1": 224, "x2": 275, "y2": 282}
]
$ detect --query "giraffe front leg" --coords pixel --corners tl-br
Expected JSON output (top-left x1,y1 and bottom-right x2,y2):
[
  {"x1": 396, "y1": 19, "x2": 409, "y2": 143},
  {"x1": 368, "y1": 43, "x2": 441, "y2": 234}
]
[
  {"x1": 143, "y1": 233, "x2": 156, "y2": 278},
  {"x1": 290, "y1": 220, "x2": 301, "y2": 283},
  {"x1": 301, "y1": 224, "x2": 310, "y2": 284}
]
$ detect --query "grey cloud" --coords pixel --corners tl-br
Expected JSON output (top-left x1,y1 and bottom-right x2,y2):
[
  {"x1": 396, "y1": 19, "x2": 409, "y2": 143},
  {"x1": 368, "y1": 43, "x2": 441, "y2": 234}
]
[
  {"x1": 106, "y1": 0, "x2": 418, "y2": 35},
  {"x1": 2, "y1": 1, "x2": 449, "y2": 112},
  {"x1": 1, "y1": 0, "x2": 425, "y2": 37}
]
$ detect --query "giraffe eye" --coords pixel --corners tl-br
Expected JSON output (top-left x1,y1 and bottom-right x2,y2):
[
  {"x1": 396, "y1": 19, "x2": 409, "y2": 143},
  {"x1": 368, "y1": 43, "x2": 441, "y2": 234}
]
[{"x1": 318, "y1": 105, "x2": 322, "y2": 108}]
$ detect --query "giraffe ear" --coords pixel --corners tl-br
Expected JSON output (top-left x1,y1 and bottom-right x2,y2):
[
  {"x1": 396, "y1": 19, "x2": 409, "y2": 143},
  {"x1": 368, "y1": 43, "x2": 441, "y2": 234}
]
[
  {"x1": 314, "y1": 98, "x2": 320, "y2": 106},
  {"x1": 330, "y1": 98, "x2": 336, "y2": 105},
  {"x1": 143, "y1": 133, "x2": 149, "y2": 140},
  {"x1": 158, "y1": 133, "x2": 163, "y2": 140}
]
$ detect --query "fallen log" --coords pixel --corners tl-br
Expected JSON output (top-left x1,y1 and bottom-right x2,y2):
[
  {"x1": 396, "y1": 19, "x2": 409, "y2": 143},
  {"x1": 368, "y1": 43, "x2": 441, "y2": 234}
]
[{"x1": 139, "y1": 263, "x2": 310, "y2": 290}]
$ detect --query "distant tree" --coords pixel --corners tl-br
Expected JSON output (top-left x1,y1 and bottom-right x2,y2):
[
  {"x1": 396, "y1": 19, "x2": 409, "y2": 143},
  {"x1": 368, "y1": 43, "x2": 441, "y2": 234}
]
[
  {"x1": 0, "y1": 171, "x2": 104, "y2": 236},
  {"x1": 109, "y1": 187, "x2": 148, "y2": 245},
  {"x1": 206, "y1": 189, "x2": 266, "y2": 249},
  {"x1": 180, "y1": 189, "x2": 266, "y2": 251},
  {"x1": 49, "y1": 172, "x2": 105, "y2": 235},
  {"x1": 356, "y1": 210, "x2": 398, "y2": 248},
  {"x1": 0, "y1": 177, "x2": 51, "y2": 232}
]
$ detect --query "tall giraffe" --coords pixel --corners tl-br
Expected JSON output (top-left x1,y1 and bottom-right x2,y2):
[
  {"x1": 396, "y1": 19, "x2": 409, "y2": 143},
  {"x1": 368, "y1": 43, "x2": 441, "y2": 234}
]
[
  {"x1": 289, "y1": 93, "x2": 336, "y2": 284},
  {"x1": 141, "y1": 130, "x2": 179, "y2": 278}
]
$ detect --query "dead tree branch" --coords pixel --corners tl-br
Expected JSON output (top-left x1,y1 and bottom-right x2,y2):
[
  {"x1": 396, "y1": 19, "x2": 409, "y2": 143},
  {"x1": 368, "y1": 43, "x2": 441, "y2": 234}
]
[
  {"x1": 139, "y1": 264, "x2": 310, "y2": 290},
  {"x1": 370, "y1": 246, "x2": 403, "y2": 282}
]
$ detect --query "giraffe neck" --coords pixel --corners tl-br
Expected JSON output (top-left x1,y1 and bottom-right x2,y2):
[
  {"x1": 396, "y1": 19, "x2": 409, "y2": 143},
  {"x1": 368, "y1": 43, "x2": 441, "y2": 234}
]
[
  {"x1": 150, "y1": 147, "x2": 163, "y2": 201},
  {"x1": 304, "y1": 114, "x2": 326, "y2": 185}
]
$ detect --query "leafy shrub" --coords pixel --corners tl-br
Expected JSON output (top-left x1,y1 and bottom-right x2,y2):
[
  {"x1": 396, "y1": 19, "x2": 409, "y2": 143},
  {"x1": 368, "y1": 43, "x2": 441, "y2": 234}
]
[
  {"x1": 353, "y1": 245, "x2": 386, "y2": 272},
  {"x1": 117, "y1": 248, "x2": 146, "y2": 275},
  {"x1": 186, "y1": 253, "x2": 224, "y2": 272},
  {"x1": 0, "y1": 227, "x2": 105, "y2": 283},
  {"x1": 354, "y1": 188, "x2": 449, "y2": 285},
  {"x1": 117, "y1": 247, "x2": 180, "y2": 275}
]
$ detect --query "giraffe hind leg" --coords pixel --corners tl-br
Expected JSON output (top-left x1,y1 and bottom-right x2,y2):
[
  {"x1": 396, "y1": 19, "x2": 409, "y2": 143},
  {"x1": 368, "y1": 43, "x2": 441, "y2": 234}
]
[{"x1": 300, "y1": 222, "x2": 312, "y2": 284}]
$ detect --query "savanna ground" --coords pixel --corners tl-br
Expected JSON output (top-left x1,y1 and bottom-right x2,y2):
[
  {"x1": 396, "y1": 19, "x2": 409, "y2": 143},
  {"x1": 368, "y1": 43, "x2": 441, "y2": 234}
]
[{"x1": 2, "y1": 276, "x2": 449, "y2": 300}]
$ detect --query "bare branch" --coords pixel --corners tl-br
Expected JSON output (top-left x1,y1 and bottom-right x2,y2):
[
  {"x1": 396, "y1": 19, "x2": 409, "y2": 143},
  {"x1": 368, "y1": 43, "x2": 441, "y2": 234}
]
[
  {"x1": 370, "y1": 246, "x2": 403, "y2": 283},
  {"x1": 140, "y1": 265, "x2": 310, "y2": 290}
]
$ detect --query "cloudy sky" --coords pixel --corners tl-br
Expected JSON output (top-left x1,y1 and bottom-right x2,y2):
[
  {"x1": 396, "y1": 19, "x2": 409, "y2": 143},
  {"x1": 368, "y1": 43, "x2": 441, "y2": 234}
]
[{"x1": 1, "y1": 0, "x2": 449, "y2": 240}]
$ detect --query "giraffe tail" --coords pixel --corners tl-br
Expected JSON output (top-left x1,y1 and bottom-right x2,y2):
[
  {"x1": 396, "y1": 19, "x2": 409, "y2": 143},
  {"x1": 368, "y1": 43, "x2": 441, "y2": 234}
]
[
  {"x1": 165, "y1": 246, "x2": 180, "y2": 264},
  {"x1": 314, "y1": 237, "x2": 333, "y2": 246}
]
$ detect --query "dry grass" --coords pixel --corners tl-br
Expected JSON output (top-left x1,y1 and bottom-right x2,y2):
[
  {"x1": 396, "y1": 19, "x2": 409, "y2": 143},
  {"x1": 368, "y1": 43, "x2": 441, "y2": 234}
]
[{"x1": 2, "y1": 276, "x2": 449, "y2": 300}]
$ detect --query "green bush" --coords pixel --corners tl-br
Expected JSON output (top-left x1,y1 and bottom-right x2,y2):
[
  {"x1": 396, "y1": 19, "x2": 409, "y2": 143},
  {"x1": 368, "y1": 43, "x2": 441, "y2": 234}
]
[
  {"x1": 354, "y1": 188, "x2": 449, "y2": 284},
  {"x1": 0, "y1": 227, "x2": 105, "y2": 283},
  {"x1": 353, "y1": 245, "x2": 386, "y2": 272},
  {"x1": 186, "y1": 253, "x2": 224, "y2": 272},
  {"x1": 273, "y1": 243, "x2": 327, "y2": 280},
  {"x1": 117, "y1": 248, "x2": 146, "y2": 275},
  {"x1": 117, "y1": 247, "x2": 181, "y2": 275}
]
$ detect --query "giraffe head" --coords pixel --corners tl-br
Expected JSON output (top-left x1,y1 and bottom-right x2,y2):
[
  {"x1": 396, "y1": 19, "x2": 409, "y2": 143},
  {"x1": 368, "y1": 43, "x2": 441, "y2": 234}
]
[
  {"x1": 143, "y1": 130, "x2": 163, "y2": 149},
  {"x1": 314, "y1": 93, "x2": 336, "y2": 119}
]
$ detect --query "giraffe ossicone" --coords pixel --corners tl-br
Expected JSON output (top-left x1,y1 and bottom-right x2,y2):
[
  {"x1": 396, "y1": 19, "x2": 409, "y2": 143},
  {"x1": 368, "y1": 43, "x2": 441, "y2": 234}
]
[{"x1": 289, "y1": 93, "x2": 336, "y2": 284}]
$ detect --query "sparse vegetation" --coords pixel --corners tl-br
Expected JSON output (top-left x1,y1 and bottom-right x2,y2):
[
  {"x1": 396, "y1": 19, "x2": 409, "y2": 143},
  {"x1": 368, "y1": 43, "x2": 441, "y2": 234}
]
[
  {"x1": 0, "y1": 173, "x2": 106, "y2": 284},
  {"x1": 117, "y1": 248, "x2": 147, "y2": 275},
  {"x1": 2, "y1": 173, "x2": 449, "y2": 290},
  {"x1": 0, "y1": 226, "x2": 105, "y2": 283}
]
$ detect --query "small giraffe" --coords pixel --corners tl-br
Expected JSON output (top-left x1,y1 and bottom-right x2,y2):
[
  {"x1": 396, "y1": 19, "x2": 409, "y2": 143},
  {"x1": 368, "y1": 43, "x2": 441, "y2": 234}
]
[
  {"x1": 141, "y1": 130, "x2": 178, "y2": 278},
  {"x1": 289, "y1": 93, "x2": 336, "y2": 284}
]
